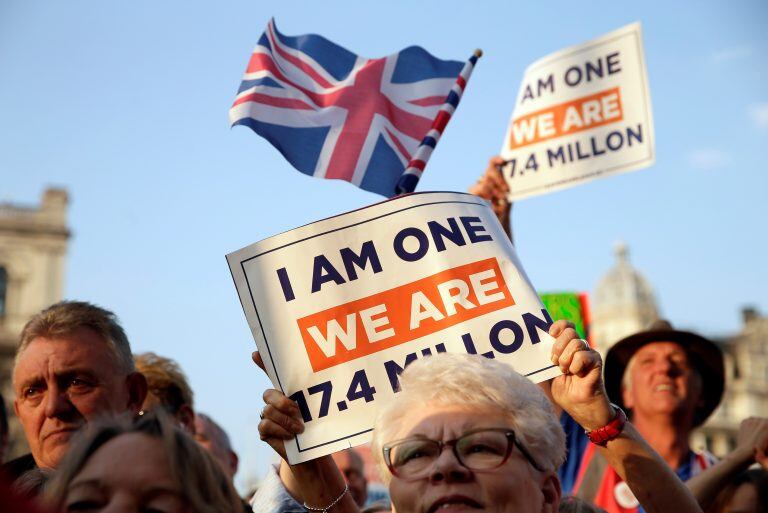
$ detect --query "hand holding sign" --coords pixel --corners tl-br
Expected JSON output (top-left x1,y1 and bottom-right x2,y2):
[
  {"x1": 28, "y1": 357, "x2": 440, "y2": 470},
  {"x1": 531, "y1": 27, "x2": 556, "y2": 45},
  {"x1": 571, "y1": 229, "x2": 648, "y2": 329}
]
[
  {"x1": 468, "y1": 156, "x2": 511, "y2": 239},
  {"x1": 258, "y1": 386, "x2": 304, "y2": 464},
  {"x1": 254, "y1": 351, "x2": 304, "y2": 462},
  {"x1": 548, "y1": 320, "x2": 614, "y2": 431}
]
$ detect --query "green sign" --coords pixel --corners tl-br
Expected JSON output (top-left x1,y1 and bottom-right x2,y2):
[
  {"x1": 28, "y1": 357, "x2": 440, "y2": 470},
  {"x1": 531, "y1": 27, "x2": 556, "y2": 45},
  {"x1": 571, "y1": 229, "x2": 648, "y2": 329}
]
[{"x1": 540, "y1": 292, "x2": 588, "y2": 339}]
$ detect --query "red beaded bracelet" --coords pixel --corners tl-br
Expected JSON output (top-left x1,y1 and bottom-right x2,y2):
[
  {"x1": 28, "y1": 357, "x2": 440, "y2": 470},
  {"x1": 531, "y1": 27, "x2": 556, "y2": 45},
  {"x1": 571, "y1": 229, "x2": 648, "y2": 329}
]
[{"x1": 586, "y1": 404, "x2": 627, "y2": 446}]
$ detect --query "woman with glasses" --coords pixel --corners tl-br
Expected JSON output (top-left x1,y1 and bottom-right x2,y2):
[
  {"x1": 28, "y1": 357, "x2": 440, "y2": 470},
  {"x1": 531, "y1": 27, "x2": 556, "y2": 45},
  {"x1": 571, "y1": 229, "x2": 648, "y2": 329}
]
[{"x1": 258, "y1": 320, "x2": 704, "y2": 513}]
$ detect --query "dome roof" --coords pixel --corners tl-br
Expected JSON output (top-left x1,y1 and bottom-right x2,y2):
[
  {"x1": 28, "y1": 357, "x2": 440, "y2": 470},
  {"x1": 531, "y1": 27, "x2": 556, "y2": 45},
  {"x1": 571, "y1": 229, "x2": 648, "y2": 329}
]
[{"x1": 593, "y1": 242, "x2": 659, "y2": 313}]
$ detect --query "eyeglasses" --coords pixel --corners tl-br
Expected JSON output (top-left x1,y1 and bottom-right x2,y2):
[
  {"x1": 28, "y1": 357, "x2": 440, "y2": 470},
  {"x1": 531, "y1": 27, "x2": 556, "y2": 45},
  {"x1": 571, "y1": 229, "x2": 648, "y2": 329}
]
[{"x1": 382, "y1": 427, "x2": 544, "y2": 481}]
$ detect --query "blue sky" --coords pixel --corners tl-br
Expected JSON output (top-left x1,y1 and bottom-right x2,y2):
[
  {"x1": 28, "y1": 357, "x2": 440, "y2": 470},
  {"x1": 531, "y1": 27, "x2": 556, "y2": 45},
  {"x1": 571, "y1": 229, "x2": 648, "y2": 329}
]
[{"x1": 2, "y1": 0, "x2": 766, "y2": 489}]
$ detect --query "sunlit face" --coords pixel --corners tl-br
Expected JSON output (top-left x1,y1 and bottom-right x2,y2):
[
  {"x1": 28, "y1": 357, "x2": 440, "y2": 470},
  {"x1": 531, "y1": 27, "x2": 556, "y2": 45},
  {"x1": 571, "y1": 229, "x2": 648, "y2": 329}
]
[
  {"x1": 63, "y1": 433, "x2": 186, "y2": 513},
  {"x1": 13, "y1": 328, "x2": 139, "y2": 469},
  {"x1": 622, "y1": 342, "x2": 703, "y2": 423},
  {"x1": 386, "y1": 406, "x2": 560, "y2": 513},
  {"x1": 332, "y1": 450, "x2": 367, "y2": 507}
]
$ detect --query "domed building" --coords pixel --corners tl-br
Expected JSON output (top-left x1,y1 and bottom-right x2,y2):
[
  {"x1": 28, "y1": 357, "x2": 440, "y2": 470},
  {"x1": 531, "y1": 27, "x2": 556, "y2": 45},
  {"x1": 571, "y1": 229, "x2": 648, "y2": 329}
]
[{"x1": 590, "y1": 242, "x2": 659, "y2": 354}]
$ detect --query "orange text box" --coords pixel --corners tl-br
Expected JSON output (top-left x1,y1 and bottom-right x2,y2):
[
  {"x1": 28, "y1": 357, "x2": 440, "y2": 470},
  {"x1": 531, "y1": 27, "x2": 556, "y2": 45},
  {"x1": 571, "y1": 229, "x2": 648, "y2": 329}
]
[
  {"x1": 297, "y1": 258, "x2": 514, "y2": 372},
  {"x1": 509, "y1": 87, "x2": 623, "y2": 149}
]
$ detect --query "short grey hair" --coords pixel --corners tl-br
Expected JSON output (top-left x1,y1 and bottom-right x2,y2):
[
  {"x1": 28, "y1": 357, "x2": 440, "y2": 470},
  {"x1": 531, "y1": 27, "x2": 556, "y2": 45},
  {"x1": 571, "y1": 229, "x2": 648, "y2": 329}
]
[
  {"x1": 15, "y1": 301, "x2": 135, "y2": 376},
  {"x1": 371, "y1": 353, "x2": 565, "y2": 483},
  {"x1": 621, "y1": 354, "x2": 638, "y2": 392}
]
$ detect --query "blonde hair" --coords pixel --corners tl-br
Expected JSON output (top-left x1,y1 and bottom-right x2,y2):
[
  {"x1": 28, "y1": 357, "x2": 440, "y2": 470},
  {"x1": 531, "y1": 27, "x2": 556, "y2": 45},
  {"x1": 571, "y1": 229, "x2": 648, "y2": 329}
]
[
  {"x1": 371, "y1": 353, "x2": 565, "y2": 483},
  {"x1": 135, "y1": 352, "x2": 194, "y2": 414},
  {"x1": 45, "y1": 411, "x2": 241, "y2": 513},
  {"x1": 15, "y1": 301, "x2": 134, "y2": 375}
]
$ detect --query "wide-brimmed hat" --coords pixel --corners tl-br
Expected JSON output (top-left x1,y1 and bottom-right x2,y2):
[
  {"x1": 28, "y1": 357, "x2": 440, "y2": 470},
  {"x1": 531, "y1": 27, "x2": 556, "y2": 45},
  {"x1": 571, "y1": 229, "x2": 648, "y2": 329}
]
[{"x1": 604, "y1": 319, "x2": 724, "y2": 427}]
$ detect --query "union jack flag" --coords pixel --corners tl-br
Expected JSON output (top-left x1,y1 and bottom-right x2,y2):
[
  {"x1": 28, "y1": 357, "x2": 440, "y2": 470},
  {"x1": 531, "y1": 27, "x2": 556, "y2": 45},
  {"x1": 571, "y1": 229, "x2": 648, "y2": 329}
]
[{"x1": 229, "y1": 20, "x2": 477, "y2": 197}]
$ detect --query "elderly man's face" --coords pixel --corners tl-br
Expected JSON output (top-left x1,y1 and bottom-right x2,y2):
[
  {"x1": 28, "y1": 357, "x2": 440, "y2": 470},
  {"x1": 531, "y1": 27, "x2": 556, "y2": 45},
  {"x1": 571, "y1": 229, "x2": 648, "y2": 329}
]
[
  {"x1": 387, "y1": 406, "x2": 560, "y2": 513},
  {"x1": 193, "y1": 416, "x2": 237, "y2": 480},
  {"x1": 622, "y1": 342, "x2": 702, "y2": 423},
  {"x1": 13, "y1": 327, "x2": 144, "y2": 469},
  {"x1": 332, "y1": 450, "x2": 367, "y2": 507}
]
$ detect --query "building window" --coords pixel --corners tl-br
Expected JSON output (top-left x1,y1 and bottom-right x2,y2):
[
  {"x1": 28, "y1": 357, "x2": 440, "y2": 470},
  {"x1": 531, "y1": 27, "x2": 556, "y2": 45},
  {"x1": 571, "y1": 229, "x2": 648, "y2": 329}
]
[{"x1": 0, "y1": 266, "x2": 7, "y2": 316}]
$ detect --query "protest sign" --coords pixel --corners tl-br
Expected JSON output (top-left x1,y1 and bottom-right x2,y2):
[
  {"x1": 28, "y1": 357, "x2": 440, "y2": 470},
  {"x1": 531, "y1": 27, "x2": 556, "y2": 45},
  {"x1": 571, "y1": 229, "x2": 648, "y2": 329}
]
[
  {"x1": 227, "y1": 192, "x2": 560, "y2": 463},
  {"x1": 500, "y1": 22, "x2": 654, "y2": 200},
  {"x1": 540, "y1": 292, "x2": 590, "y2": 340}
]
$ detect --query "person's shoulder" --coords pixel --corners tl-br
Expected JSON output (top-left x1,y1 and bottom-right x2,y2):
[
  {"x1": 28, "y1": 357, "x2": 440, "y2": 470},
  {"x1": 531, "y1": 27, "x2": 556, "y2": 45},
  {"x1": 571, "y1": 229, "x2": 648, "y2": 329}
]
[
  {"x1": 1, "y1": 454, "x2": 37, "y2": 481},
  {"x1": 692, "y1": 448, "x2": 719, "y2": 470},
  {"x1": 362, "y1": 500, "x2": 392, "y2": 513},
  {"x1": 677, "y1": 448, "x2": 719, "y2": 479},
  {"x1": 250, "y1": 465, "x2": 304, "y2": 513}
]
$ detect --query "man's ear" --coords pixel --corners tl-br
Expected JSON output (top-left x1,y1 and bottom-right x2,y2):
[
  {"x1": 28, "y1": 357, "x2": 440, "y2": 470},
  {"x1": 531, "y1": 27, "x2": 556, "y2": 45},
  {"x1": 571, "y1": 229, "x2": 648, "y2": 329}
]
[
  {"x1": 539, "y1": 472, "x2": 561, "y2": 513},
  {"x1": 177, "y1": 404, "x2": 196, "y2": 435},
  {"x1": 126, "y1": 371, "x2": 148, "y2": 414},
  {"x1": 228, "y1": 450, "x2": 239, "y2": 476}
]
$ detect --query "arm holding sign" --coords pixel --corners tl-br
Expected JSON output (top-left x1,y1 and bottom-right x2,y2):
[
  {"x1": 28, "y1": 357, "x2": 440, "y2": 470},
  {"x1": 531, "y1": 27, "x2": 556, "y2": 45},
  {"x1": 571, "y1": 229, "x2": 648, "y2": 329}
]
[
  {"x1": 548, "y1": 320, "x2": 703, "y2": 513},
  {"x1": 254, "y1": 353, "x2": 361, "y2": 513},
  {"x1": 468, "y1": 156, "x2": 512, "y2": 242}
]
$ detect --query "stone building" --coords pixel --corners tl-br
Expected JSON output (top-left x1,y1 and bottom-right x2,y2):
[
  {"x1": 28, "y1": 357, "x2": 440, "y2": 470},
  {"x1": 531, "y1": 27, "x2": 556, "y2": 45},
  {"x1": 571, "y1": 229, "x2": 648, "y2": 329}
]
[
  {"x1": 591, "y1": 243, "x2": 768, "y2": 457},
  {"x1": 0, "y1": 188, "x2": 70, "y2": 459},
  {"x1": 691, "y1": 307, "x2": 768, "y2": 455}
]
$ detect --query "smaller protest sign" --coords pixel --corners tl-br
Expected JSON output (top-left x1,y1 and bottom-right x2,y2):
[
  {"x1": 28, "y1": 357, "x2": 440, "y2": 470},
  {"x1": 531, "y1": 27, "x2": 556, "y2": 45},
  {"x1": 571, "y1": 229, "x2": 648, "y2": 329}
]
[
  {"x1": 500, "y1": 22, "x2": 654, "y2": 200},
  {"x1": 227, "y1": 192, "x2": 560, "y2": 463},
  {"x1": 540, "y1": 292, "x2": 590, "y2": 340}
]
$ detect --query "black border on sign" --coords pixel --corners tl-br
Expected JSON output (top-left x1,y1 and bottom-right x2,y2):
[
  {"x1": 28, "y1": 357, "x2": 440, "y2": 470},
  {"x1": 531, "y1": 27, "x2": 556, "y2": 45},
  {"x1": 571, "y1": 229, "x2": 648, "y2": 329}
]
[
  {"x1": 512, "y1": 28, "x2": 654, "y2": 198},
  {"x1": 237, "y1": 198, "x2": 557, "y2": 453}
]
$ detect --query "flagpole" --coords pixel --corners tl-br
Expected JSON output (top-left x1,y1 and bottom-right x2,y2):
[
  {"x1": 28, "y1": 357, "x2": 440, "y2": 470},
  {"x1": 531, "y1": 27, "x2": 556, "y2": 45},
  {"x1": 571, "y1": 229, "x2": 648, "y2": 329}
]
[{"x1": 395, "y1": 49, "x2": 482, "y2": 196}]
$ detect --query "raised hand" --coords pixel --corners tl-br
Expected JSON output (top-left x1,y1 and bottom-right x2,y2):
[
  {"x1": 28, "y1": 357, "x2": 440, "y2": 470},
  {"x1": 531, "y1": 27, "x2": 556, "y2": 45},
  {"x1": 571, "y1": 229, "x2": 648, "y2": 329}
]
[
  {"x1": 468, "y1": 156, "x2": 511, "y2": 239},
  {"x1": 252, "y1": 351, "x2": 304, "y2": 462},
  {"x1": 736, "y1": 416, "x2": 768, "y2": 469},
  {"x1": 251, "y1": 353, "x2": 359, "y2": 513},
  {"x1": 548, "y1": 320, "x2": 614, "y2": 431}
]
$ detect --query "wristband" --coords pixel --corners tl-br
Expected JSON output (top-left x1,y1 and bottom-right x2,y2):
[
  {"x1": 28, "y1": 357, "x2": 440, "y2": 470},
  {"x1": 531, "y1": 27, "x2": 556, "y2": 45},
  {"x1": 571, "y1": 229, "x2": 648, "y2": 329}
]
[{"x1": 586, "y1": 404, "x2": 627, "y2": 446}]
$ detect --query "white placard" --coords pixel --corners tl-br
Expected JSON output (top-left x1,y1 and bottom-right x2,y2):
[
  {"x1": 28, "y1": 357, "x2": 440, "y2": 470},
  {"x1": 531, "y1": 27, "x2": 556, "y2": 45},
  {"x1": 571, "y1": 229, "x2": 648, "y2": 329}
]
[
  {"x1": 501, "y1": 22, "x2": 654, "y2": 200},
  {"x1": 227, "y1": 192, "x2": 560, "y2": 463}
]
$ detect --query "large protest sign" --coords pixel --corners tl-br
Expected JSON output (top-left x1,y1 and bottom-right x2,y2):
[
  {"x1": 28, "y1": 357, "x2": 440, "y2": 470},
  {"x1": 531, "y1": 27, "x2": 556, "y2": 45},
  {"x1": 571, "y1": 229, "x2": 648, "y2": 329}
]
[
  {"x1": 227, "y1": 192, "x2": 560, "y2": 463},
  {"x1": 500, "y1": 23, "x2": 654, "y2": 200}
]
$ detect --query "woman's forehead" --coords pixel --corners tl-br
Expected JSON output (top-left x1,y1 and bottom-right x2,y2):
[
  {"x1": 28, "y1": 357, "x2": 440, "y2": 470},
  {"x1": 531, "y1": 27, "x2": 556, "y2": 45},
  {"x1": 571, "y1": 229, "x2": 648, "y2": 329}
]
[{"x1": 394, "y1": 405, "x2": 512, "y2": 440}]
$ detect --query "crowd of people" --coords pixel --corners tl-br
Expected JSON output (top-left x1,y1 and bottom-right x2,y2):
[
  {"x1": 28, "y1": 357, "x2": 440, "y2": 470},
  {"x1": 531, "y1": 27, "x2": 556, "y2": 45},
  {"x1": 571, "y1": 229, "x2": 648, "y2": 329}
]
[{"x1": 1, "y1": 159, "x2": 767, "y2": 513}]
